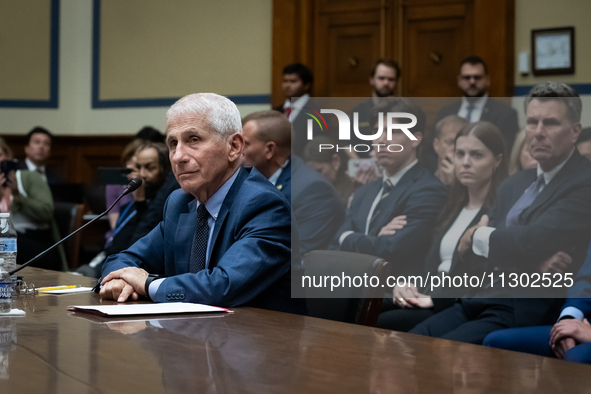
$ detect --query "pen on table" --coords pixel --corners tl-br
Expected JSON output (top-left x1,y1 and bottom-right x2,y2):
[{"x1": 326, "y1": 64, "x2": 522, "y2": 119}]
[
  {"x1": 38, "y1": 285, "x2": 81, "y2": 291},
  {"x1": 92, "y1": 277, "x2": 103, "y2": 293}
]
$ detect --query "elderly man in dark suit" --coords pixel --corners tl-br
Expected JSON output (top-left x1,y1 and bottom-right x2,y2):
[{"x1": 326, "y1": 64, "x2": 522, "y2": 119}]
[
  {"x1": 241, "y1": 110, "x2": 344, "y2": 255},
  {"x1": 99, "y1": 93, "x2": 305, "y2": 314},
  {"x1": 411, "y1": 82, "x2": 591, "y2": 344},
  {"x1": 330, "y1": 98, "x2": 448, "y2": 277}
]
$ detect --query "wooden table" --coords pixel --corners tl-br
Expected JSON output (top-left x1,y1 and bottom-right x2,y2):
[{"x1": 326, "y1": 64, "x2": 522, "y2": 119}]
[{"x1": 0, "y1": 267, "x2": 589, "y2": 393}]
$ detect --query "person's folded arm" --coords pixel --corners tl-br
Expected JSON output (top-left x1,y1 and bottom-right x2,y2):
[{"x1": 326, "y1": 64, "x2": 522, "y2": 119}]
[
  {"x1": 339, "y1": 182, "x2": 447, "y2": 264},
  {"x1": 487, "y1": 183, "x2": 591, "y2": 269}
]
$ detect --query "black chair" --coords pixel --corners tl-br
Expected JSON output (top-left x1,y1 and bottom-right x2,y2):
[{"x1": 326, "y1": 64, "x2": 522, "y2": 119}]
[
  {"x1": 53, "y1": 202, "x2": 85, "y2": 270},
  {"x1": 303, "y1": 250, "x2": 389, "y2": 326}
]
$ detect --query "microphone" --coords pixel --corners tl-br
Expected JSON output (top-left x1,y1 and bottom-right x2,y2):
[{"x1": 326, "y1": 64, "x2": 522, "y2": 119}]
[{"x1": 9, "y1": 178, "x2": 143, "y2": 275}]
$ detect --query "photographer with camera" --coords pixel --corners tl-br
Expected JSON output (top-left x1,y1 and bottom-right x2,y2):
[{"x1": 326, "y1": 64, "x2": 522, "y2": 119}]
[{"x1": 0, "y1": 137, "x2": 62, "y2": 271}]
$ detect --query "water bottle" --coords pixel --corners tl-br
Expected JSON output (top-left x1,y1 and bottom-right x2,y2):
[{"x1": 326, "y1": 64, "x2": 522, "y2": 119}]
[
  {"x1": 0, "y1": 265, "x2": 10, "y2": 313},
  {"x1": 0, "y1": 213, "x2": 17, "y2": 287}
]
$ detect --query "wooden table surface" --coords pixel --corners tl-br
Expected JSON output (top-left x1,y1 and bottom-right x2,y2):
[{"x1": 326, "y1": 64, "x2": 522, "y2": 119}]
[{"x1": 0, "y1": 267, "x2": 589, "y2": 393}]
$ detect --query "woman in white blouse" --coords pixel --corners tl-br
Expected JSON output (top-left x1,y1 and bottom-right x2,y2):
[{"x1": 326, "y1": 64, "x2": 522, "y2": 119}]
[{"x1": 377, "y1": 121, "x2": 508, "y2": 332}]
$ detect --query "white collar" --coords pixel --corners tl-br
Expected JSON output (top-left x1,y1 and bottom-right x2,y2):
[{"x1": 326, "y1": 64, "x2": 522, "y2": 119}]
[
  {"x1": 283, "y1": 94, "x2": 310, "y2": 110},
  {"x1": 536, "y1": 148, "x2": 575, "y2": 185},
  {"x1": 382, "y1": 159, "x2": 418, "y2": 187},
  {"x1": 268, "y1": 159, "x2": 290, "y2": 186},
  {"x1": 461, "y1": 93, "x2": 488, "y2": 110},
  {"x1": 25, "y1": 158, "x2": 45, "y2": 173}
]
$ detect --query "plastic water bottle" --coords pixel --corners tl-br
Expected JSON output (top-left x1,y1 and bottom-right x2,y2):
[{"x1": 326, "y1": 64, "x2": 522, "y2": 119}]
[
  {"x1": 0, "y1": 213, "x2": 17, "y2": 288},
  {"x1": 0, "y1": 265, "x2": 10, "y2": 313}
]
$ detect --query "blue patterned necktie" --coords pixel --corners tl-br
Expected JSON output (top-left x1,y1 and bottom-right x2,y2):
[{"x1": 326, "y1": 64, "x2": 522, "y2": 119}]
[
  {"x1": 189, "y1": 203, "x2": 210, "y2": 273},
  {"x1": 505, "y1": 174, "x2": 545, "y2": 227}
]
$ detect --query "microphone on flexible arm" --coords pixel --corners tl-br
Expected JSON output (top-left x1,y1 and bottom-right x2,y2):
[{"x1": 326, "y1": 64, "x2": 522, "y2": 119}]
[{"x1": 9, "y1": 178, "x2": 143, "y2": 276}]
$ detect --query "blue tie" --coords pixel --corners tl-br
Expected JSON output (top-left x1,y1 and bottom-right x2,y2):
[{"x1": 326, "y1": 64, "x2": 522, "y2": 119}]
[
  {"x1": 189, "y1": 204, "x2": 210, "y2": 273},
  {"x1": 505, "y1": 174, "x2": 545, "y2": 227}
]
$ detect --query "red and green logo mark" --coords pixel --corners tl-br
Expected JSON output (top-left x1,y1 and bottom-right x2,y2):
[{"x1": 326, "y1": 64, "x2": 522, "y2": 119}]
[{"x1": 303, "y1": 107, "x2": 329, "y2": 132}]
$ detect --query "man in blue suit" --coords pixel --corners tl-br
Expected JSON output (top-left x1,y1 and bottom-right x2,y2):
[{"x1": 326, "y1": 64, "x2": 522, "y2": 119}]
[
  {"x1": 484, "y1": 240, "x2": 591, "y2": 364},
  {"x1": 100, "y1": 93, "x2": 305, "y2": 314},
  {"x1": 241, "y1": 110, "x2": 344, "y2": 255}
]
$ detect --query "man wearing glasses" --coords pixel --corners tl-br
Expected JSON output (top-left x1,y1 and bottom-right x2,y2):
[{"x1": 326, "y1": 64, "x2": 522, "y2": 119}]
[{"x1": 435, "y1": 56, "x2": 519, "y2": 151}]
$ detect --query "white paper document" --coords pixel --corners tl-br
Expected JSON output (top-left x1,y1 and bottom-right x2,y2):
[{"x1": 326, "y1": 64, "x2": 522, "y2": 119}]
[
  {"x1": 40, "y1": 287, "x2": 95, "y2": 295},
  {"x1": 67, "y1": 302, "x2": 231, "y2": 316}
]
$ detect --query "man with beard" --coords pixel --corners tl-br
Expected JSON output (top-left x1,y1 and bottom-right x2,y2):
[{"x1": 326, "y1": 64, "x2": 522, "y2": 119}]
[
  {"x1": 347, "y1": 59, "x2": 401, "y2": 159},
  {"x1": 436, "y1": 56, "x2": 519, "y2": 151}
]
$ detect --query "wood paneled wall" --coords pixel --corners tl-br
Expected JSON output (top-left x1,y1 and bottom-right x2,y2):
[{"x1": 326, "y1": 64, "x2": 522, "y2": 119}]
[
  {"x1": 3, "y1": 135, "x2": 132, "y2": 184},
  {"x1": 272, "y1": 0, "x2": 515, "y2": 107}
]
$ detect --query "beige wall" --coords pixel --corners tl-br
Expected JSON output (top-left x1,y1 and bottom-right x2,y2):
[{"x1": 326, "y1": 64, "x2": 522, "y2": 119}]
[
  {"x1": 2, "y1": 0, "x2": 591, "y2": 135},
  {"x1": 99, "y1": 0, "x2": 272, "y2": 100},
  {"x1": 515, "y1": 0, "x2": 591, "y2": 86},
  {"x1": 0, "y1": 0, "x2": 51, "y2": 100}
]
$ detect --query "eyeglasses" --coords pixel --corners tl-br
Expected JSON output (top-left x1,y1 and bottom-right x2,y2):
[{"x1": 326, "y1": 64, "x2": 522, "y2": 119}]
[
  {"x1": 15, "y1": 277, "x2": 37, "y2": 295},
  {"x1": 460, "y1": 75, "x2": 485, "y2": 82}
]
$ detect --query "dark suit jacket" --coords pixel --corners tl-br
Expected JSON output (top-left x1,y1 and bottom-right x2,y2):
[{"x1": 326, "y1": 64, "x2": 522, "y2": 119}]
[
  {"x1": 563, "y1": 240, "x2": 591, "y2": 317},
  {"x1": 102, "y1": 167, "x2": 306, "y2": 314},
  {"x1": 274, "y1": 99, "x2": 323, "y2": 157},
  {"x1": 276, "y1": 156, "x2": 344, "y2": 255},
  {"x1": 330, "y1": 162, "x2": 448, "y2": 276},
  {"x1": 16, "y1": 160, "x2": 65, "y2": 185},
  {"x1": 466, "y1": 150, "x2": 591, "y2": 326},
  {"x1": 420, "y1": 206, "x2": 489, "y2": 308},
  {"x1": 435, "y1": 98, "x2": 519, "y2": 150}
]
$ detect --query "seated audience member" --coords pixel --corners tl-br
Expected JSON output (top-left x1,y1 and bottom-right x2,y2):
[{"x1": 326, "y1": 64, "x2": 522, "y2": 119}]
[
  {"x1": 0, "y1": 137, "x2": 62, "y2": 271},
  {"x1": 106, "y1": 126, "x2": 166, "y2": 229},
  {"x1": 106, "y1": 139, "x2": 143, "y2": 230},
  {"x1": 242, "y1": 110, "x2": 344, "y2": 255},
  {"x1": 16, "y1": 127, "x2": 65, "y2": 184},
  {"x1": 576, "y1": 127, "x2": 591, "y2": 160},
  {"x1": 329, "y1": 98, "x2": 448, "y2": 276},
  {"x1": 303, "y1": 135, "x2": 356, "y2": 207},
  {"x1": 410, "y1": 82, "x2": 591, "y2": 344},
  {"x1": 104, "y1": 142, "x2": 171, "y2": 257},
  {"x1": 484, "y1": 240, "x2": 591, "y2": 364},
  {"x1": 508, "y1": 129, "x2": 538, "y2": 175},
  {"x1": 274, "y1": 63, "x2": 318, "y2": 157},
  {"x1": 377, "y1": 121, "x2": 507, "y2": 332},
  {"x1": 432, "y1": 115, "x2": 469, "y2": 185},
  {"x1": 100, "y1": 93, "x2": 305, "y2": 314}
]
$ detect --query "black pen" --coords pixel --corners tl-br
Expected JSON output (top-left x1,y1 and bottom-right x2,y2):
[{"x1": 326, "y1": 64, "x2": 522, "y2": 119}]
[{"x1": 92, "y1": 277, "x2": 102, "y2": 293}]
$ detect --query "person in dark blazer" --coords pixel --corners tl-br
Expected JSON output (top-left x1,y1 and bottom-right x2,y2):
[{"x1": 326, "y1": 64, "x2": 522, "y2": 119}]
[
  {"x1": 330, "y1": 98, "x2": 448, "y2": 277},
  {"x1": 422, "y1": 56, "x2": 519, "y2": 173},
  {"x1": 346, "y1": 59, "x2": 401, "y2": 159},
  {"x1": 16, "y1": 127, "x2": 65, "y2": 184},
  {"x1": 484, "y1": 240, "x2": 591, "y2": 364},
  {"x1": 410, "y1": 82, "x2": 591, "y2": 344},
  {"x1": 378, "y1": 121, "x2": 508, "y2": 332},
  {"x1": 100, "y1": 93, "x2": 305, "y2": 315},
  {"x1": 242, "y1": 110, "x2": 344, "y2": 255},
  {"x1": 273, "y1": 63, "x2": 322, "y2": 157}
]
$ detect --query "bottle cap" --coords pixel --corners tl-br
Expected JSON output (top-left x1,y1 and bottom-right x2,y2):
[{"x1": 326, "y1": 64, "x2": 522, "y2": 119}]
[{"x1": 0, "y1": 213, "x2": 9, "y2": 218}]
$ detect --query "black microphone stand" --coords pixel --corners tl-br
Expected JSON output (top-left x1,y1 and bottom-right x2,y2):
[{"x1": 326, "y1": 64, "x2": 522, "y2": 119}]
[{"x1": 9, "y1": 179, "x2": 142, "y2": 276}]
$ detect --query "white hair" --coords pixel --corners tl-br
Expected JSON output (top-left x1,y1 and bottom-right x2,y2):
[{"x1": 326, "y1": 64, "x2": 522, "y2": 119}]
[{"x1": 166, "y1": 93, "x2": 242, "y2": 138}]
